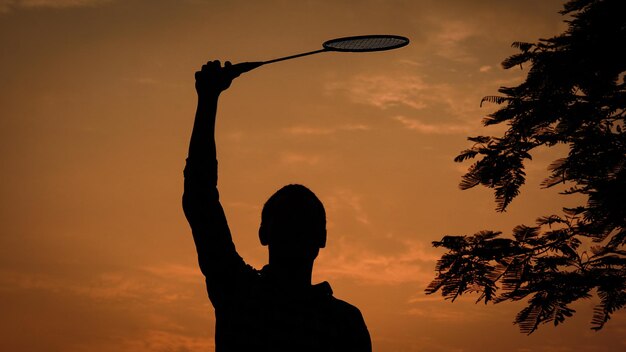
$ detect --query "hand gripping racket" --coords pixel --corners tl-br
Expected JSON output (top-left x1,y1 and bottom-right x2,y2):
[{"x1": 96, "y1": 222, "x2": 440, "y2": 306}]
[{"x1": 231, "y1": 34, "x2": 410, "y2": 75}]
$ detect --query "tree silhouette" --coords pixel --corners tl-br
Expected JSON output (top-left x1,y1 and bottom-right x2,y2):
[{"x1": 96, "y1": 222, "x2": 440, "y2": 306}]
[{"x1": 425, "y1": 0, "x2": 625, "y2": 334}]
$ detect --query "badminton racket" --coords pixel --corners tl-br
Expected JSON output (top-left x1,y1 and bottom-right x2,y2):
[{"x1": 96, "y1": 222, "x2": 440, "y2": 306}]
[{"x1": 232, "y1": 34, "x2": 410, "y2": 74}]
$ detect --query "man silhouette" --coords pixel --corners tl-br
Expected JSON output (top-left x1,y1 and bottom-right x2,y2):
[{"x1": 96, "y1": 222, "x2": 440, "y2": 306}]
[{"x1": 183, "y1": 60, "x2": 372, "y2": 352}]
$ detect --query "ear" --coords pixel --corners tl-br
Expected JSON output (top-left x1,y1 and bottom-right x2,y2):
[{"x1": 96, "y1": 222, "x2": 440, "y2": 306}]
[
  {"x1": 259, "y1": 224, "x2": 269, "y2": 246},
  {"x1": 318, "y1": 229, "x2": 327, "y2": 248}
]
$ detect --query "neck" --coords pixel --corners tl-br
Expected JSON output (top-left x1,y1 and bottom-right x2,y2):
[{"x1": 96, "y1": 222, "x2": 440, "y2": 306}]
[{"x1": 265, "y1": 260, "x2": 314, "y2": 290}]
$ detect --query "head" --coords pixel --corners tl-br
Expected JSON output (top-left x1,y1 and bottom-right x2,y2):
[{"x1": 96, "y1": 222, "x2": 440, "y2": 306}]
[{"x1": 259, "y1": 184, "x2": 327, "y2": 266}]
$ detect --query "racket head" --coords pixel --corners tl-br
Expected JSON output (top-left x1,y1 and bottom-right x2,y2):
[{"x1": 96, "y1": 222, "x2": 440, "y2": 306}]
[{"x1": 322, "y1": 34, "x2": 409, "y2": 52}]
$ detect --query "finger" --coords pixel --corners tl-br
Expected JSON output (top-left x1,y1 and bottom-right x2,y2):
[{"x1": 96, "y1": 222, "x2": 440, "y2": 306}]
[
  {"x1": 224, "y1": 61, "x2": 239, "y2": 77},
  {"x1": 203, "y1": 60, "x2": 216, "y2": 70}
]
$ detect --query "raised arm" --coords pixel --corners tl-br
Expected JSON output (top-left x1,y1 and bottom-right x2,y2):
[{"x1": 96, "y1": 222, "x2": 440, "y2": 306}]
[
  {"x1": 186, "y1": 60, "x2": 260, "y2": 163},
  {"x1": 182, "y1": 60, "x2": 246, "y2": 286},
  {"x1": 187, "y1": 61, "x2": 234, "y2": 161}
]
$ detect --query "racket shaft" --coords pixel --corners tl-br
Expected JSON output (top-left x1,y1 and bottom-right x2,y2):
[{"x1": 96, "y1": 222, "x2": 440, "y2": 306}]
[{"x1": 262, "y1": 49, "x2": 328, "y2": 65}]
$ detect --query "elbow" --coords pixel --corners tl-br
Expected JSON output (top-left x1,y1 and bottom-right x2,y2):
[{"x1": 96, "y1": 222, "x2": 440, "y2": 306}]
[{"x1": 182, "y1": 187, "x2": 221, "y2": 225}]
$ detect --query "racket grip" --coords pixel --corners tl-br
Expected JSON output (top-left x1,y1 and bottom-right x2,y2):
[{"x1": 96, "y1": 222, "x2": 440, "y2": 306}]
[{"x1": 232, "y1": 61, "x2": 264, "y2": 76}]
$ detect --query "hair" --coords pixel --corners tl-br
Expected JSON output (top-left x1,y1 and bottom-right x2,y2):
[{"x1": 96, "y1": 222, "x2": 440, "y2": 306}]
[{"x1": 259, "y1": 184, "x2": 326, "y2": 248}]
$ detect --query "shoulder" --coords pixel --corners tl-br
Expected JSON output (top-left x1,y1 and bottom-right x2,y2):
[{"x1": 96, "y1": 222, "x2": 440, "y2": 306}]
[
  {"x1": 312, "y1": 283, "x2": 366, "y2": 324},
  {"x1": 328, "y1": 296, "x2": 363, "y2": 315},
  {"x1": 321, "y1": 295, "x2": 372, "y2": 351}
]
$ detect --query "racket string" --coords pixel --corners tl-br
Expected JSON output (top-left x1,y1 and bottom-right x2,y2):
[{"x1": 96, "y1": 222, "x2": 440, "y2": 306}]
[{"x1": 326, "y1": 37, "x2": 408, "y2": 51}]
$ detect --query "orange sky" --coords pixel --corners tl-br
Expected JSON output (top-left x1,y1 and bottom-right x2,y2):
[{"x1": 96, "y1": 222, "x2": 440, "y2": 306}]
[{"x1": 1, "y1": 0, "x2": 624, "y2": 351}]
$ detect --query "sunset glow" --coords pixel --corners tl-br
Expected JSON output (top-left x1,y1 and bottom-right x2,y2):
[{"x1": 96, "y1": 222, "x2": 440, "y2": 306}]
[{"x1": 1, "y1": 1, "x2": 624, "y2": 351}]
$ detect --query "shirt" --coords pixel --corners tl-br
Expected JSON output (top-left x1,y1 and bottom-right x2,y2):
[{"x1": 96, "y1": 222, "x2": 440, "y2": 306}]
[{"x1": 183, "y1": 158, "x2": 372, "y2": 352}]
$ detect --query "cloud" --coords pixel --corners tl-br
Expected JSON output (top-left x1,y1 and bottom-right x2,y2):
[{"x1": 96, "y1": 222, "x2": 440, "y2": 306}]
[
  {"x1": 280, "y1": 151, "x2": 322, "y2": 166},
  {"x1": 320, "y1": 189, "x2": 442, "y2": 286},
  {"x1": 283, "y1": 124, "x2": 370, "y2": 136},
  {"x1": 393, "y1": 115, "x2": 471, "y2": 135},
  {"x1": 326, "y1": 74, "x2": 430, "y2": 110},
  {"x1": 325, "y1": 188, "x2": 370, "y2": 226},
  {"x1": 66, "y1": 329, "x2": 215, "y2": 352},
  {"x1": 315, "y1": 239, "x2": 439, "y2": 286},
  {"x1": 479, "y1": 65, "x2": 493, "y2": 73},
  {"x1": 404, "y1": 303, "x2": 489, "y2": 323},
  {"x1": 491, "y1": 75, "x2": 526, "y2": 88},
  {"x1": 0, "y1": 0, "x2": 111, "y2": 12},
  {"x1": 397, "y1": 59, "x2": 424, "y2": 67},
  {"x1": 126, "y1": 77, "x2": 160, "y2": 85},
  {"x1": 430, "y1": 20, "x2": 478, "y2": 63},
  {"x1": 116, "y1": 330, "x2": 215, "y2": 352},
  {"x1": 0, "y1": 263, "x2": 203, "y2": 304},
  {"x1": 326, "y1": 72, "x2": 489, "y2": 123},
  {"x1": 404, "y1": 293, "x2": 494, "y2": 323},
  {"x1": 0, "y1": 265, "x2": 214, "y2": 352}
]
